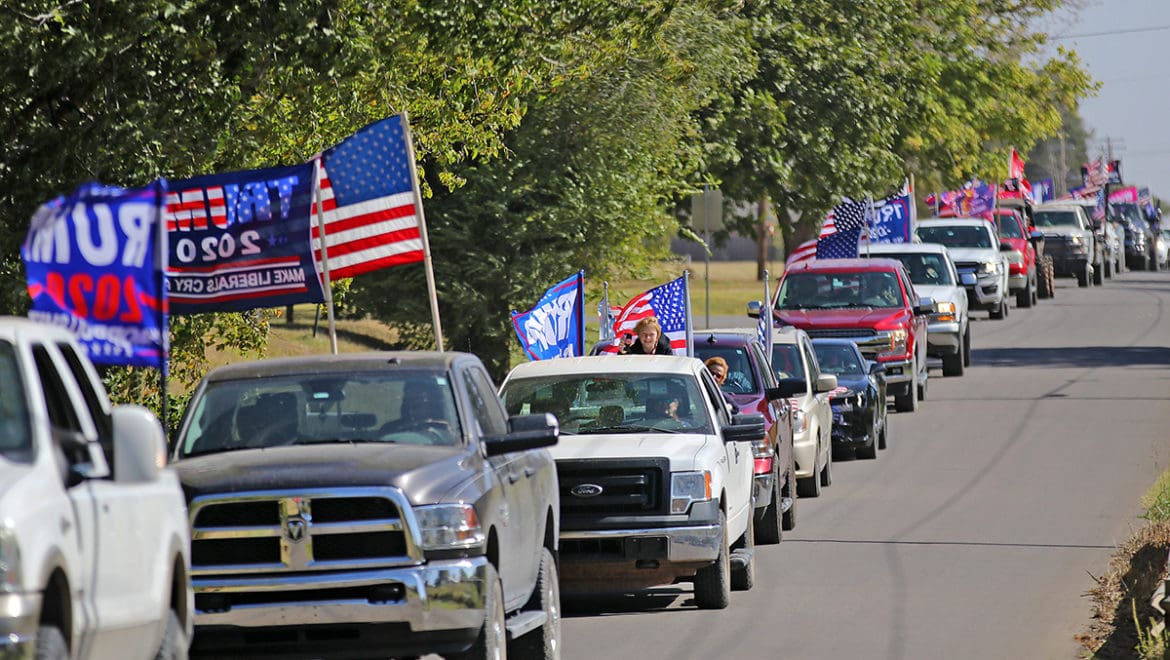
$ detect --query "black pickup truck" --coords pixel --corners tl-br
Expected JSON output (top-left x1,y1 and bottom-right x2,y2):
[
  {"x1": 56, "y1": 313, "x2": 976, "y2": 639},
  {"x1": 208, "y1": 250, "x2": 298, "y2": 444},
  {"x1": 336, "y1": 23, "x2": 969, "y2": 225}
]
[{"x1": 170, "y1": 351, "x2": 560, "y2": 660}]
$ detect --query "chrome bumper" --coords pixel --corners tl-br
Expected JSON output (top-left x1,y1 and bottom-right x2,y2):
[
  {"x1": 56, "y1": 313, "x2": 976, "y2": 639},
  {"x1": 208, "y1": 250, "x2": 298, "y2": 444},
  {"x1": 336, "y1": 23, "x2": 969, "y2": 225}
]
[
  {"x1": 1008, "y1": 272, "x2": 1027, "y2": 292},
  {"x1": 193, "y1": 558, "x2": 489, "y2": 631},
  {"x1": 752, "y1": 472, "x2": 775, "y2": 508},
  {"x1": 560, "y1": 524, "x2": 721, "y2": 563},
  {"x1": 0, "y1": 592, "x2": 40, "y2": 660},
  {"x1": 927, "y1": 321, "x2": 961, "y2": 355}
]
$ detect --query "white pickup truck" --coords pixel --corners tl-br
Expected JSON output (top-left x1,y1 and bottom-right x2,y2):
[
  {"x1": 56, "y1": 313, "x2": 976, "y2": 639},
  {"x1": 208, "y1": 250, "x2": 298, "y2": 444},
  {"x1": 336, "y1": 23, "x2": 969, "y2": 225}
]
[
  {"x1": 0, "y1": 317, "x2": 192, "y2": 659},
  {"x1": 500, "y1": 355, "x2": 761, "y2": 609}
]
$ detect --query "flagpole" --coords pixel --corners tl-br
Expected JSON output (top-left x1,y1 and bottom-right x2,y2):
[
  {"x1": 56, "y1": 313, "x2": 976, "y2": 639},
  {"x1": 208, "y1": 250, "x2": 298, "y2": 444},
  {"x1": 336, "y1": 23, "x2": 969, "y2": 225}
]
[
  {"x1": 577, "y1": 270, "x2": 586, "y2": 357},
  {"x1": 312, "y1": 158, "x2": 340, "y2": 354},
  {"x1": 909, "y1": 174, "x2": 917, "y2": 239},
  {"x1": 762, "y1": 269, "x2": 772, "y2": 357},
  {"x1": 683, "y1": 270, "x2": 694, "y2": 357},
  {"x1": 866, "y1": 196, "x2": 874, "y2": 257},
  {"x1": 600, "y1": 281, "x2": 610, "y2": 341},
  {"x1": 400, "y1": 111, "x2": 445, "y2": 352},
  {"x1": 155, "y1": 180, "x2": 170, "y2": 436}
]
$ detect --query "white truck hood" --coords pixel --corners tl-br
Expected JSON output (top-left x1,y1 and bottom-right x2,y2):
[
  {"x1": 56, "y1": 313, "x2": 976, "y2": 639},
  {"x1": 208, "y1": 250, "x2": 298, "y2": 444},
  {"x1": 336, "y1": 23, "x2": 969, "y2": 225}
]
[
  {"x1": 550, "y1": 433, "x2": 711, "y2": 472},
  {"x1": 913, "y1": 284, "x2": 962, "y2": 305},
  {"x1": 945, "y1": 247, "x2": 999, "y2": 264},
  {"x1": 0, "y1": 456, "x2": 34, "y2": 506}
]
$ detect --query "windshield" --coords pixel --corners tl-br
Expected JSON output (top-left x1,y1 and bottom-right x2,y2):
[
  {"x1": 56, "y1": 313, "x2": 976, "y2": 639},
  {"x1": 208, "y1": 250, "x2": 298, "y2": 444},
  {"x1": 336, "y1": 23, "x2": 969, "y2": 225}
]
[
  {"x1": 499, "y1": 373, "x2": 713, "y2": 435},
  {"x1": 916, "y1": 225, "x2": 993, "y2": 249},
  {"x1": 812, "y1": 343, "x2": 865, "y2": 377},
  {"x1": 694, "y1": 345, "x2": 758, "y2": 395},
  {"x1": 777, "y1": 271, "x2": 904, "y2": 310},
  {"x1": 178, "y1": 370, "x2": 462, "y2": 457},
  {"x1": 771, "y1": 344, "x2": 806, "y2": 381},
  {"x1": 997, "y1": 215, "x2": 1025, "y2": 238},
  {"x1": 0, "y1": 341, "x2": 32, "y2": 460},
  {"x1": 1111, "y1": 203, "x2": 1144, "y2": 225},
  {"x1": 1034, "y1": 210, "x2": 1080, "y2": 228},
  {"x1": 878, "y1": 252, "x2": 953, "y2": 286}
]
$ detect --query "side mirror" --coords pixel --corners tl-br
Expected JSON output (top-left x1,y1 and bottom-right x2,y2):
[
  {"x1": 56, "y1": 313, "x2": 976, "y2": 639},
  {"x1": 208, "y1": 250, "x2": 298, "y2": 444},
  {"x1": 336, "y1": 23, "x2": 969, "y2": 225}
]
[
  {"x1": 775, "y1": 377, "x2": 807, "y2": 398},
  {"x1": 814, "y1": 374, "x2": 838, "y2": 394},
  {"x1": 915, "y1": 297, "x2": 935, "y2": 315},
  {"x1": 746, "y1": 300, "x2": 762, "y2": 319},
  {"x1": 959, "y1": 272, "x2": 977, "y2": 286},
  {"x1": 111, "y1": 405, "x2": 166, "y2": 484},
  {"x1": 868, "y1": 361, "x2": 886, "y2": 375},
  {"x1": 485, "y1": 413, "x2": 559, "y2": 456},
  {"x1": 723, "y1": 413, "x2": 765, "y2": 444}
]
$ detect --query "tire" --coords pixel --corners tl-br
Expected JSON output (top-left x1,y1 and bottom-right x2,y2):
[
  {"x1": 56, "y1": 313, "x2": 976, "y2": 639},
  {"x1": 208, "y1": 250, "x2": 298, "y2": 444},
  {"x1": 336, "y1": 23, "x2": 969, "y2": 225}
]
[
  {"x1": 797, "y1": 446, "x2": 822, "y2": 498},
  {"x1": 35, "y1": 625, "x2": 68, "y2": 660},
  {"x1": 1094, "y1": 258, "x2": 1105, "y2": 285},
  {"x1": 917, "y1": 370, "x2": 928, "y2": 400},
  {"x1": 781, "y1": 457, "x2": 797, "y2": 531},
  {"x1": 856, "y1": 409, "x2": 878, "y2": 460},
  {"x1": 511, "y1": 547, "x2": 561, "y2": 660},
  {"x1": 1038, "y1": 256, "x2": 1055, "y2": 299},
  {"x1": 693, "y1": 512, "x2": 730, "y2": 609},
  {"x1": 962, "y1": 326, "x2": 971, "y2": 367},
  {"x1": 877, "y1": 419, "x2": 888, "y2": 450},
  {"x1": 819, "y1": 442, "x2": 832, "y2": 487},
  {"x1": 893, "y1": 380, "x2": 917, "y2": 413},
  {"x1": 1104, "y1": 256, "x2": 1113, "y2": 279},
  {"x1": 154, "y1": 611, "x2": 188, "y2": 660},
  {"x1": 1076, "y1": 264, "x2": 1089, "y2": 287},
  {"x1": 989, "y1": 300, "x2": 1005, "y2": 319},
  {"x1": 451, "y1": 563, "x2": 506, "y2": 660},
  {"x1": 942, "y1": 350, "x2": 964, "y2": 377},
  {"x1": 731, "y1": 513, "x2": 755, "y2": 592},
  {"x1": 754, "y1": 465, "x2": 783, "y2": 545},
  {"x1": 1150, "y1": 251, "x2": 1159, "y2": 272},
  {"x1": 1016, "y1": 278, "x2": 1033, "y2": 308}
]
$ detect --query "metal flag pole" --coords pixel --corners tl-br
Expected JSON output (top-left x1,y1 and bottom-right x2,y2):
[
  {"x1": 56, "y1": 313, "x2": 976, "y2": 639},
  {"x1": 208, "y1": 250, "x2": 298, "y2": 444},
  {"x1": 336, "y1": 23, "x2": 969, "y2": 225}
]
[
  {"x1": 312, "y1": 158, "x2": 340, "y2": 354},
  {"x1": 599, "y1": 281, "x2": 611, "y2": 342},
  {"x1": 154, "y1": 180, "x2": 170, "y2": 435},
  {"x1": 683, "y1": 270, "x2": 694, "y2": 357},
  {"x1": 761, "y1": 269, "x2": 772, "y2": 357},
  {"x1": 866, "y1": 195, "x2": 874, "y2": 257},
  {"x1": 400, "y1": 111, "x2": 445, "y2": 351}
]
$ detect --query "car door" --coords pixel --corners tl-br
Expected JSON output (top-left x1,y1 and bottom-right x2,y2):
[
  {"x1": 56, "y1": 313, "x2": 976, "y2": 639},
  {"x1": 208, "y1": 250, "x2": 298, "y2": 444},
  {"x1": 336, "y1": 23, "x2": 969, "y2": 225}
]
[
  {"x1": 462, "y1": 365, "x2": 537, "y2": 607},
  {"x1": 751, "y1": 341, "x2": 790, "y2": 473},
  {"x1": 798, "y1": 337, "x2": 831, "y2": 460},
  {"x1": 699, "y1": 370, "x2": 751, "y2": 531}
]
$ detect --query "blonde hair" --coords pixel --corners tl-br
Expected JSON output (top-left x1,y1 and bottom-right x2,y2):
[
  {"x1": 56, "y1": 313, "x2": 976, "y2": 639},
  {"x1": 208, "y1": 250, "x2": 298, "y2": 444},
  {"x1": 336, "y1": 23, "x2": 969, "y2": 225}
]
[
  {"x1": 633, "y1": 317, "x2": 661, "y2": 336},
  {"x1": 704, "y1": 356, "x2": 728, "y2": 371}
]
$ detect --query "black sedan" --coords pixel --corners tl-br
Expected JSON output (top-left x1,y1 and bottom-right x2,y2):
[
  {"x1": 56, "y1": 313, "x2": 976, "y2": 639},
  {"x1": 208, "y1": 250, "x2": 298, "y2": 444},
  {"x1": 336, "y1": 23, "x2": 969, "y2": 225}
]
[{"x1": 811, "y1": 338, "x2": 888, "y2": 460}]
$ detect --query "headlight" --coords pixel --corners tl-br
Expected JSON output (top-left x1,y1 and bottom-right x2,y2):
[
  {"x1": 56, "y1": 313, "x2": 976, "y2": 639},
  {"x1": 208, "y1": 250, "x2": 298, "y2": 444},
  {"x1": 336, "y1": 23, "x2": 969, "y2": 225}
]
[
  {"x1": 0, "y1": 526, "x2": 21, "y2": 593},
  {"x1": 1006, "y1": 250, "x2": 1024, "y2": 266},
  {"x1": 977, "y1": 260, "x2": 998, "y2": 275},
  {"x1": 414, "y1": 504, "x2": 485, "y2": 551},
  {"x1": 879, "y1": 328, "x2": 908, "y2": 359},
  {"x1": 934, "y1": 301, "x2": 956, "y2": 322},
  {"x1": 670, "y1": 471, "x2": 712, "y2": 514},
  {"x1": 1067, "y1": 235, "x2": 1083, "y2": 246},
  {"x1": 791, "y1": 408, "x2": 808, "y2": 433}
]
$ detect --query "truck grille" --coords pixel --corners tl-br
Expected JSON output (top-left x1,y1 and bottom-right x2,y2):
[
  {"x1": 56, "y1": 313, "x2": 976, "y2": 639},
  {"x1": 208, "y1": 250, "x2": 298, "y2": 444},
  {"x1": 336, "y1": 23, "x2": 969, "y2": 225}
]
[
  {"x1": 804, "y1": 328, "x2": 878, "y2": 340},
  {"x1": 952, "y1": 261, "x2": 980, "y2": 273},
  {"x1": 557, "y1": 458, "x2": 669, "y2": 516},
  {"x1": 189, "y1": 488, "x2": 419, "y2": 575}
]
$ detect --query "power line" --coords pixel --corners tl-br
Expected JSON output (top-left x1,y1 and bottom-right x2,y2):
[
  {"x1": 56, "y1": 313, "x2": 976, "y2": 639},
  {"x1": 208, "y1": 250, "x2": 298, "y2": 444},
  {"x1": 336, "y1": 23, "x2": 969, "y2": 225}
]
[{"x1": 1050, "y1": 24, "x2": 1170, "y2": 40}]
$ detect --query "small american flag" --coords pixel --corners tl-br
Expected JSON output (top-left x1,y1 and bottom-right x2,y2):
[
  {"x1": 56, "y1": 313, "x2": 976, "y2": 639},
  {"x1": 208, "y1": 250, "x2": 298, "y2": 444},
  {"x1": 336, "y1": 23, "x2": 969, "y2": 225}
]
[
  {"x1": 787, "y1": 196, "x2": 871, "y2": 267},
  {"x1": 312, "y1": 116, "x2": 424, "y2": 279},
  {"x1": 816, "y1": 198, "x2": 868, "y2": 260},
  {"x1": 601, "y1": 275, "x2": 690, "y2": 354}
]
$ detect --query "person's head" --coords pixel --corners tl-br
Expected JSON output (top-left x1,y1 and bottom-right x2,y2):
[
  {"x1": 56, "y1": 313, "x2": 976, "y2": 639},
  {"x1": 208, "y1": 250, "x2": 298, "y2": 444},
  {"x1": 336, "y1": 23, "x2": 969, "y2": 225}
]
[
  {"x1": 633, "y1": 317, "x2": 662, "y2": 353},
  {"x1": 705, "y1": 356, "x2": 729, "y2": 385}
]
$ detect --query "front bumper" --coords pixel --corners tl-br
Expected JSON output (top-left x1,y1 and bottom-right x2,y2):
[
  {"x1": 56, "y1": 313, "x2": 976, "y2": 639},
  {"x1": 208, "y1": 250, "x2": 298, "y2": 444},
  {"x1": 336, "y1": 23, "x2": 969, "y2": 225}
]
[
  {"x1": 752, "y1": 472, "x2": 775, "y2": 510},
  {"x1": 793, "y1": 426, "x2": 817, "y2": 479},
  {"x1": 926, "y1": 320, "x2": 961, "y2": 356},
  {"x1": 1008, "y1": 271, "x2": 1028, "y2": 292},
  {"x1": 560, "y1": 522, "x2": 722, "y2": 565},
  {"x1": 829, "y1": 399, "x2": 870, "y2": 445},
  {"x1": 962, "y1": 277, "x2": 1003, "y2": 309},
  {"x1": 192, "y1": 557, "x2": 490, "y2": 632},
  {"x1": 0, "y1": 592, "x2": 40, "y2": 660}
]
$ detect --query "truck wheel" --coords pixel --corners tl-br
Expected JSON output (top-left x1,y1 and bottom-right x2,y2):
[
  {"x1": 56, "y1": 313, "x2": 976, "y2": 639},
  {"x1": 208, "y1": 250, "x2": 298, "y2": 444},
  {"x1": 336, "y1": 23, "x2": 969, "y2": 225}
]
[
  {"x1": 693, "y1": 512, "x2": 730, "y2": 609},
  {"x1": 989, "y1": 300, "x2": 1005, "y2": 319},
  {"x1": 731, "y1": 514, "x2": 755, "y2": 592},
  {"x1": 35, "y1": 625, "x2": 68, "y2": 660},
  {"x1": 857, "y1": 409, "x2": 879, "y2": 460},
  {"x1": 781, "y1": 457, "x2": 797, "y2": 531},
  {"x1": 1016, "y1": 278, "x2": 1033, "y2": 308},
  {"x1": 893, "y1": 378, "x2": 917, "y2": 413},
  {"x1": 1076, "y1": 263, "x2": 1090, "y2": 287},
  {"x1": 819, "y1": 442, "x2": 832, "y2": 487},
  {"x1": 1044, "y1": 257, "x2": 1056, "y2": 298},
  {"x1": 1094, "y1": 258, "x2": 1105, "y2": 285},
  {"x1": 962, "y1": 326, "x2": 972, "y2": 367},
  {"x1": 796, "y1": 448, "x2": 822, "y2": 498},
  {"x1": 942, "y1": 350, "x2": 964, "y2": 377},
  {"x1": 754, "y1": 466, "x2": 783, "y2": 545},
  {"x1": 452, "y1": 564, "x2": 506, "y2": 660},
  {"x1": 511, "y1": 547, "x2": 560, "y2": 660},
  {"x1": 153, "y1": 611, "x2": 188, "y2": 660},
  {"x1": 878, "y1": 419, "x2": 888, "y2": 450}
]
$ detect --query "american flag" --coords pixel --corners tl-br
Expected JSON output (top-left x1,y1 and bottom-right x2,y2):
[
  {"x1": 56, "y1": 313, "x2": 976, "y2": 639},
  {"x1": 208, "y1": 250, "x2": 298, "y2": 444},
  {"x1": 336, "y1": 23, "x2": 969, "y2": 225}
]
[
  {"x1": 786, "y1": 197, "x2": 872, "y2": 267},
  {"x1": 601, "y1": 275, "x2": 690, "y2": 354},
  {"x1": 312, "y1": 116, "x2": 425, "y2": 279},
  {"x1": 816, "y1": 198, "x2": 868, "y2": 260}
]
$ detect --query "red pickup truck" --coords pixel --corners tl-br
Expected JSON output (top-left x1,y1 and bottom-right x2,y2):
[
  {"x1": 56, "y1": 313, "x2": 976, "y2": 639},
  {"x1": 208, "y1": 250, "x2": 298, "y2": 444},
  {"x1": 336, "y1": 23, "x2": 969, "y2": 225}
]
[
  {"x1": 990, "y1": 208, "x2": 1039, "y2": 308},
  {"x1": 773, "y1": 258, "x2": 932, "y2": 413}
]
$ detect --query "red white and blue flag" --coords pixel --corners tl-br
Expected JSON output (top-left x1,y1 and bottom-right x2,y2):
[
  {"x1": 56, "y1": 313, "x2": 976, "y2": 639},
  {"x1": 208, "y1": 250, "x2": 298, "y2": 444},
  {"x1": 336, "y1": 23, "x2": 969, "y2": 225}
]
[
  {"x1": 786, "y1": 197, "x2": 873, "y2": 267},
  {"x1": 312, "y1": 116, "x2": 425, "y2": 279},
  {"x1": 601, "y1": 275, "x2": 691, "y2": 355}
]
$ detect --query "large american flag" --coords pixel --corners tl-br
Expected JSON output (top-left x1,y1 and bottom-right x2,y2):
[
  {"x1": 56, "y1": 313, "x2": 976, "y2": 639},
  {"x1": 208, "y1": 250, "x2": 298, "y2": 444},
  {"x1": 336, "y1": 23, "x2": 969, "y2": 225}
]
[
  {"x1": 786, "y1": 197, "x2": 871, "y2": 267},
  {"x1": 312, "y1": 116, "x2": 425, "y2": 279},
  {"x1": 601, "y1": 275, "x2": 690, "y2": 354}
]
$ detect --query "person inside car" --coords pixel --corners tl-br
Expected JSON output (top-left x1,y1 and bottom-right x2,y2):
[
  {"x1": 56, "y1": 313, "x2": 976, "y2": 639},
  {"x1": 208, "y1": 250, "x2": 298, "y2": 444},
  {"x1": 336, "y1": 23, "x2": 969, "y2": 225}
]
[
  {"x1": 620, "y1": 316, "x2": 673, "y2": 355},
  {"x1": 704, "y1": 356, "x2": 741, "y2": 414}
]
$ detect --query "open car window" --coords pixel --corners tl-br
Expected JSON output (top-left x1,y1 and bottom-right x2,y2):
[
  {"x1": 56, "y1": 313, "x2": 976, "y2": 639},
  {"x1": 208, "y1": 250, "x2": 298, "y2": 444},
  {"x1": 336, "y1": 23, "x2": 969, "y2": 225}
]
[{"x1": 499, "y1": 373, "x2": 713, "y2": 435}]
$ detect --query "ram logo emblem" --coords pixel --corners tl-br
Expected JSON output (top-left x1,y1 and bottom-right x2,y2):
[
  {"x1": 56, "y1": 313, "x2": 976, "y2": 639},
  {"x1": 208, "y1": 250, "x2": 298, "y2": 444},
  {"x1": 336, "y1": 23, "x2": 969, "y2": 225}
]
[
  {"x1": 571, "y1": 483, "x2": 604, "y2": 498},
  {"x1": 285, "y1": 517, "x2": 308, "y2": 543}
]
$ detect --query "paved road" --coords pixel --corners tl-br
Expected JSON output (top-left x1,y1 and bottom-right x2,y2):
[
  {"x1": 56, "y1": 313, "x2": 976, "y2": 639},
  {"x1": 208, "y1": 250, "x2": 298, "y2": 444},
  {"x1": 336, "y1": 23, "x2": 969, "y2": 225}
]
[{"x1": 559, "y1": 271, "x2": 1170, "y2": 659}]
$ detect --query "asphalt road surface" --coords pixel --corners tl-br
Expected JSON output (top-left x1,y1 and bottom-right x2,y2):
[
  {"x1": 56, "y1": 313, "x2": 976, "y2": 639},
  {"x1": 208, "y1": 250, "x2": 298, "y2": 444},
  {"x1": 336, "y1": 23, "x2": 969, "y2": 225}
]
[{"x1": 558, "y1": 270, "x2": 1170, "y2": 659}]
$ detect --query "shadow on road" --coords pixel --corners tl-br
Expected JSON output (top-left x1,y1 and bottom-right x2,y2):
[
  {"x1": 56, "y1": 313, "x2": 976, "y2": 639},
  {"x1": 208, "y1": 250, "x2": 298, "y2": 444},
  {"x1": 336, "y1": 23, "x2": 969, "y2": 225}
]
[
  {"x1": 562, "y1": 587, "x2": 686, "y2": 617},
  {"x1": 971, "y1": 346, "x2": 1170, "y2": 369}
]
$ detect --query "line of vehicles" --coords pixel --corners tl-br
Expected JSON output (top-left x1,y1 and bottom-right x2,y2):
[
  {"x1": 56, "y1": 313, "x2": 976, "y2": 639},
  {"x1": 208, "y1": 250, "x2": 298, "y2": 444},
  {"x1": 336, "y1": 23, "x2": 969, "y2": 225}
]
[{"x1": 0, "y1": 195, "x2": 1157, "y2": 659}]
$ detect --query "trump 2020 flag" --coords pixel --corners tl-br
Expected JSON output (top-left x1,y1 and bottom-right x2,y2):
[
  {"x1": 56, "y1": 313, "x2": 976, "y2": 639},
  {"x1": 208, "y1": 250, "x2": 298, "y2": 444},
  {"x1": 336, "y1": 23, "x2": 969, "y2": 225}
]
[
  {"x1": 816, "y1": 198, "x2": 869, "y2": 259},
  {"x1": 22, "y1": 181, "x2": 168, "y2": 368},
  {"x1": 313, "y1": 115, "x2": 425, "y2": 279},
  {"x1": 512, "y1": 271, "x2": 585, "y2": 360},
  {"x1": 868, "y1": 182, "x2": 914, "y2": 244},
  {"x1": 603, "y1": 274, "x2": 691, "y2": 355}
]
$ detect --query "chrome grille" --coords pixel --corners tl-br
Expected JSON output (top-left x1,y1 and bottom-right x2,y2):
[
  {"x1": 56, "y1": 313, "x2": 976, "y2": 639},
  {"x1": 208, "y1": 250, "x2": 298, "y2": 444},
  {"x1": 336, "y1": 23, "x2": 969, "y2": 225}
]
[
  {"x1": 803, "y1": 328, "x2": 878, "y2": 340},
  {"x1": 557, "y1": 458, "x2": 669, "y2": 517},
  {"x1": 189, "y1": 488, "x2": 419, "y2": 575}
]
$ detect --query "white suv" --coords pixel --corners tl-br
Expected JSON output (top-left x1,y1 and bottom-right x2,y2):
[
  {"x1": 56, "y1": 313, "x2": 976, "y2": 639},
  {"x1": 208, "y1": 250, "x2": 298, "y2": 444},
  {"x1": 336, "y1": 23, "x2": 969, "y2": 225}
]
[
  {"x1": 769, "y1": 325, "x2": 837, "y2": 498},
  {"x1": 917, "y1": 217, "x2": 1011, "y2": 319}
]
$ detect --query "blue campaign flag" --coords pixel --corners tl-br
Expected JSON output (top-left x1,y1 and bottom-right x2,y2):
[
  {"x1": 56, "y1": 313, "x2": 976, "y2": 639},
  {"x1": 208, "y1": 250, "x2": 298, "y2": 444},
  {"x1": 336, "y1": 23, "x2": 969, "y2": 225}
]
[
  {"x1": 22, "y1": 181, "x2": 168, "y2": 368},
  {"x1": 869, "y1": 187, "x2": 914, "y2": 244},
  {"x1": 512, "y1": 272, "x2": 585, "y2": 361},
  {"x1": 166, "y1": 162, "x2": 325, "y2": 314}
]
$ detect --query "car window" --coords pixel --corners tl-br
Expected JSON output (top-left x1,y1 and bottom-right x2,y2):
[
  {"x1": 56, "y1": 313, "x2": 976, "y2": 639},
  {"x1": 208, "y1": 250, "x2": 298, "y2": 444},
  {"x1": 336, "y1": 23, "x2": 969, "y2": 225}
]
[
  {"x1": 699, "y1": 370, "x2": 732, "y2": 427},
  {"x1": 464, "y1": 368, "x2": 508, "y2": 437},
  {"x1": 801, "y1": 339, "x2": 821, "y2": 382},
  {"x1": 813, "y1": 343, "x2": 865, "y2": 376},
  {"x1": 500, "y1": 373, "x2": 713, "y2": 435},
  {"x1": 0, "y1": 341, "x2": 32, "y2": 459},
  {"x1": 751, "y1": 343, "x2": 779, "y2": 388},
  {"x1": 916, "y1": 225, "x2": 993, "y2": 249},
  {"x1": 1034, "y1": 210, "x2": 1080, "y2": 228},
  {"x1": 772, "y1": 344, "x2": 806, "y2": 381},
  {"x1": 997, "y1": 216, "x2": 1025, "y2": 238},
  {"x1": 693, "y1": 345, "x2": 757, "y2": 394},
  {"x1": 777, "y1": 271, "x2": 903, "y2": 309},
  {"x1": 178, "y1": 370, "x2": 463, "y2": 457},
  {"x1": 882, "y1": 252, "x2": 954, "y2": 286}
]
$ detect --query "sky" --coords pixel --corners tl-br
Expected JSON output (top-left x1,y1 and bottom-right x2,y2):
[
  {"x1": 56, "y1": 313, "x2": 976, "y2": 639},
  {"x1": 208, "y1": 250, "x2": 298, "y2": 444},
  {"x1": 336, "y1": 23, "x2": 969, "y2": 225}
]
[{"x1": 1052, "y1": 0, "x2": 1170, "y2": 198}]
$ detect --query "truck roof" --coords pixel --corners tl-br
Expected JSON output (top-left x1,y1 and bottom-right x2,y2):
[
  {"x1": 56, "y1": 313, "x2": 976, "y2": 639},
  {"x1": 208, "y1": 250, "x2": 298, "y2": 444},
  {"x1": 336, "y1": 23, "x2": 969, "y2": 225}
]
[
  {"x1": 783, "y1": 257, "x2": 906, "y2": 273},
  {"x1": 202, "y1": 351, "x2": 467, "y2": 383},
  {"x1": 506, "y1": 355, "x2": 704, "y2": 379}
]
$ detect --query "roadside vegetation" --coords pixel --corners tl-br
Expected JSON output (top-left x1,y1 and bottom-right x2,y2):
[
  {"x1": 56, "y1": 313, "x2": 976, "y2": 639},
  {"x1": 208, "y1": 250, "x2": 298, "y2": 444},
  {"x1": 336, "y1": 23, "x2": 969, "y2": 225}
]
[{"x1": 1079, "y1": 470, "x2": 1170, "y2": 658}]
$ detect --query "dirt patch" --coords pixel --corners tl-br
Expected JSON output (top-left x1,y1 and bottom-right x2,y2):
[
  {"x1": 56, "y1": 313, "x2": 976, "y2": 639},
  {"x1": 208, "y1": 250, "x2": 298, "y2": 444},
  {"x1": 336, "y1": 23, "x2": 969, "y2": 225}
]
[{"x1": 1078, "y1": 521, "x2": 1170, "y2": 658}]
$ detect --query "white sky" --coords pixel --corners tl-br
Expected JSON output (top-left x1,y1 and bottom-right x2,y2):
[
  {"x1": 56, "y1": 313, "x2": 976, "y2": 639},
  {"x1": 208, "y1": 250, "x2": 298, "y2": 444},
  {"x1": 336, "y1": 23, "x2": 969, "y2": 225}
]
[{"x1": 1055, "y1": 0, "x2": 1170, "y2": 198}]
